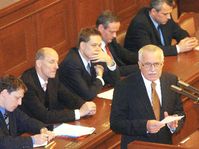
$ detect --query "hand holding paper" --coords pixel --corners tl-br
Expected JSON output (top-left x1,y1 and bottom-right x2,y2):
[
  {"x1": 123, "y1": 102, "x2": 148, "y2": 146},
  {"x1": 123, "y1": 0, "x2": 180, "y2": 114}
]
[{"x1": 160, "y1": 115, "x2": 184, "y2": 124}]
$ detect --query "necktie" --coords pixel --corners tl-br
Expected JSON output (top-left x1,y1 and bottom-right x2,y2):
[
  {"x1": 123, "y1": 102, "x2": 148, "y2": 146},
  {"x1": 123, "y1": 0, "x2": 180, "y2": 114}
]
[
  {"x1": 42, "y1": 82, "x2": 47, "y2": 91},
  {"x1": 86, "y1": 63, "x2": 91, "y2": 75},
  {"x1": 151, "y1": 82, "x2": 160, "y2": 120},
  {"x1": 157, "y1": 25, "x2": 165, "y2": 46},
  {"x1": 4, "y1": 111, "x2": 9, "y2": 129},
  {"x1": 105, "y1": 44, "x2": 113, "y2": 58}
]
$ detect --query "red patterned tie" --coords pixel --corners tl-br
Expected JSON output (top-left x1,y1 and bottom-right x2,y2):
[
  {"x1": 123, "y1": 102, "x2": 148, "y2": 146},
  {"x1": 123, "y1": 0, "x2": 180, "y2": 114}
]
[{"x1": 105, "y1": 44, "x2": 113, "y2": 58}]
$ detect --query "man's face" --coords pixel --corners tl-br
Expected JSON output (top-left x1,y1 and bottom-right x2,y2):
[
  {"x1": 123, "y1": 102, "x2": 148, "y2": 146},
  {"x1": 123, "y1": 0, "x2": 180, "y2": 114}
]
[
  {"x1": 152, "y1": 3, "x2": 173, "y2": 25},
  {"x1": 4, "y1": 89, "x2": 24, "y2": 112},
  {"x1": 99, "y1": 22, "x2": 120, "y2": 43},
  {"x1": 138, "y1": 51, "x2": 164, "y2": 81},
  {"x1": 37, "y1": 51, "x2": 59, "y2": 80},
  {"x1": 80, "y1": 35, "x2": 102, "y2": 60}
]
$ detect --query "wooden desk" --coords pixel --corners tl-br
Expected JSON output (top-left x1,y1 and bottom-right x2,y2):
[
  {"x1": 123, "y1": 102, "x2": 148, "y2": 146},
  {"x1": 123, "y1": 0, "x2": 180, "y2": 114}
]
[{"x1": 42, "y1": 99, "x2": 121, "y2": 149}]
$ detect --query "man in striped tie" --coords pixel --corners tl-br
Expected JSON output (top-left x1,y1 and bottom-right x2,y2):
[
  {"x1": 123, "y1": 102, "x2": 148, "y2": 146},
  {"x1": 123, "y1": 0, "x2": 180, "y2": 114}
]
[{"x1": 0, "y1": 75, "x2": 54, "y2": 148}]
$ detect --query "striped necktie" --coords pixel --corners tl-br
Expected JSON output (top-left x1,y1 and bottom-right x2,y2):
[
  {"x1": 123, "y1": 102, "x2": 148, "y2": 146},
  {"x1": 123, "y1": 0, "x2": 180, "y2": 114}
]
[
  {"x1": 3, "y1": 111, "x2": 9, "y2": 129},
  {"x1": 157, "y1": 25, "x2": 165, "y2": 46}
]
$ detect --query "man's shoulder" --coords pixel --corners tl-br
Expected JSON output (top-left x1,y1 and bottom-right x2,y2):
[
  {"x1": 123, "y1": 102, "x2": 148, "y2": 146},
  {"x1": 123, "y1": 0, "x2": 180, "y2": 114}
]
[{"x1": 21, "y1": 67, "x2": 35, "y2": 80}]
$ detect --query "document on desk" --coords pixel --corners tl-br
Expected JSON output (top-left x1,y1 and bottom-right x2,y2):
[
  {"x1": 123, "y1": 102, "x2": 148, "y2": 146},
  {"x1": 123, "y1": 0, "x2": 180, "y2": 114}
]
[
  {"x1": 97, "y1": 88, "x2": 114, "y2": 100},
  {"x1": 33, "y1": 141, "x2": 47, "y2": 148},
  {"x1": 160, "y1": 115, "x2": 184, "y2": 124},
  {"x1": 53, "y1": 123, "x2": 95, "y2": 138}
]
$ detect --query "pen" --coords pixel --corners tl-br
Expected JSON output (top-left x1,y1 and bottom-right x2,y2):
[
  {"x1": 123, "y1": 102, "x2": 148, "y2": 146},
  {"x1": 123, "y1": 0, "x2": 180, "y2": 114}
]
[{"x1": 44, "y1": 141, "x2": 56, "y2": 148}]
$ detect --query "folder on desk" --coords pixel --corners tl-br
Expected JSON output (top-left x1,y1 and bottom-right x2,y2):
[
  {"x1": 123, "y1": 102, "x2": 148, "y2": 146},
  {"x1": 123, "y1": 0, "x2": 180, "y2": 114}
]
[
  {"x1": 97, "y1": 88, "x2": 114, "y2": 100},
  {"x1": 53, "y1": 123, "x2": 95, "y2": 138}
]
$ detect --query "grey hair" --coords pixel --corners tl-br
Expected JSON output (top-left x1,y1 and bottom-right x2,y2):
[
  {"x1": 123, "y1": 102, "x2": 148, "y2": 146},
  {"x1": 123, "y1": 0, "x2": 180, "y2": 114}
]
[{"x1": 150, "y1": 0, "x2": 174, "y2": 11}]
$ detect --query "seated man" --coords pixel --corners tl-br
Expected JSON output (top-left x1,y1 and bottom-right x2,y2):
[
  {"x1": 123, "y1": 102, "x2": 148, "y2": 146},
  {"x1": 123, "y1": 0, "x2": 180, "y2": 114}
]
[
  {"x1": 110, "y1": 45, "x2": 185, "y2": 149},
  {"x1": 59, "y1": 27, "x2": 120, "y2": 100},
  {"x1": 96, "y1": 10, "x2": 139, "y2": 76},
  {"x1": 0, "y1": 75, "x2": 54, "y2": 148},
  {"x1": 124, "y1": 0, "x2": 198, "y2": 56},
  {"x1": 20, "y1": 47, "x2": 96, "y2": 124}
]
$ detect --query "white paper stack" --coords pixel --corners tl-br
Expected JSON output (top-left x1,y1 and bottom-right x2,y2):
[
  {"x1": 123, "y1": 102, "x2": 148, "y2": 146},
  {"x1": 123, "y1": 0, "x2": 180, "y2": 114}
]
[
  {"x1": 97, "y1": 88, "x2": 114, "y2": 100},
  {"x1": 53, "y1": 123, "x2": 95, "y2": 138}
]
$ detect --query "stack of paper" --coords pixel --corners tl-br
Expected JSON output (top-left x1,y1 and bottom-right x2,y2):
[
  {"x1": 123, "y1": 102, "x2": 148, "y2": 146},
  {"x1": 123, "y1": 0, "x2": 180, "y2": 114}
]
[
  {"x1": 160, "y1": 115, "x2": 184, "y2": 124},
  {"x1": 97, "y1": 88, "x2": 114, "y2": 100},
  {"x1": 53, "y1": 123, "x2": 95, "y2": 138}
]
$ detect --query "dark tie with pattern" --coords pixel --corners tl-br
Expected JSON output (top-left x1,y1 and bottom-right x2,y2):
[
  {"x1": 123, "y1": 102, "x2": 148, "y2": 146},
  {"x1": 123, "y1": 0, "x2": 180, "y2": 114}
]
[
  {"x1": 151, "y1": 82, "x2": 160, "y2": 120},
  {"x1": 4, "y1": 111, "x2": 9, "y2": 129}
]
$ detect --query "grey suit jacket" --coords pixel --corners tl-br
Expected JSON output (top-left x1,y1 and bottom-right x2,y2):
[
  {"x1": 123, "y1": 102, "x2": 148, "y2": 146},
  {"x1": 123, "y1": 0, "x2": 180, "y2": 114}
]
[{"x1": 110, "y1": 71, "x2": 185, "y2": 149}]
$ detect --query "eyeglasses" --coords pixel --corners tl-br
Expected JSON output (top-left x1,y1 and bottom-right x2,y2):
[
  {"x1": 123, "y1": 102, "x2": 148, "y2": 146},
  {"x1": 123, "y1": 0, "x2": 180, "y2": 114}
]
[{"x1": 142, "y1": 62, "x2": 163, "y2": 69}]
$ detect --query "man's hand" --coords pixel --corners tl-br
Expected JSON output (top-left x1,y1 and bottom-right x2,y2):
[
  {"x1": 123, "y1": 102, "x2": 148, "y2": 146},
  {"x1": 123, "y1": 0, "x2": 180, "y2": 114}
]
[
  {"x1": 40, "y1": 127, "x2": 55, "y2": 142},
  {"x1": 80, "y1": 102, "x2": 96, "y2": 117},
  {"x1": 94, "y1": 64, "x2": 104, "y2": 77},
  {"x1": 91, "y1": 50, "x2": 114, "y2": 67},
  {"x1": 164, "y1": 111, "x2": 178, "y2": 130},
  {"x1": 178, "y1": 37, "x2": 198, "y2": 53},
  {"x1": 146, "y1": 120, "x2": 165, "y2": 133}
]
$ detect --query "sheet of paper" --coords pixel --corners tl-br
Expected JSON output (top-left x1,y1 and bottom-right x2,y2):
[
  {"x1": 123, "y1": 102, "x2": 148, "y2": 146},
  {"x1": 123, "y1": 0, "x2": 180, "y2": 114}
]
[
  {"x1": 160, "y1": 115, "x2": 184, "y2": 124},
  {"x1": 33, "y1": 141, "x2": 47, "y2": 148},
  {"x1": 97, "y1": 88, "x2": 114, "y2": 100},
  {"x1": 194, "y1": 45, "x2": 199, "y2": 51},
  {"x1": 53, "y1": 123, "x2": 95, "y2": 138}
]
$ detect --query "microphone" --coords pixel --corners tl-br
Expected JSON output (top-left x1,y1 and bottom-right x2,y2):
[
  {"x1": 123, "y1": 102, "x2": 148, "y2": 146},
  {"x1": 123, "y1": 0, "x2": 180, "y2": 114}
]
[
  {"x1": 178, "y1": 80, "x2": 199, "y2": 95},
  {"x1": 170, "y1": 85, "x2": 199, "y2": 102}
]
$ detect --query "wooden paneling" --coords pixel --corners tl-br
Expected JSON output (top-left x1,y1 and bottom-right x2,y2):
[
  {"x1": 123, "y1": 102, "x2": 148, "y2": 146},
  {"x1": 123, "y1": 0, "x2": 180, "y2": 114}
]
[{"x1": 0, "y1": 0, "x2": 150, "y2": 76}]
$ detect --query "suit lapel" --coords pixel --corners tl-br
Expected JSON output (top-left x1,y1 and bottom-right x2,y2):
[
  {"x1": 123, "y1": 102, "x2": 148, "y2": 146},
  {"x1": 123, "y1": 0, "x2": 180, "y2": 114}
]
[
  {"x1": 136, "y1": 73, "x2": 155, "y2": 117},
  {"x1": 0, "y1": 112, "x2": 9, "y2": 135}
]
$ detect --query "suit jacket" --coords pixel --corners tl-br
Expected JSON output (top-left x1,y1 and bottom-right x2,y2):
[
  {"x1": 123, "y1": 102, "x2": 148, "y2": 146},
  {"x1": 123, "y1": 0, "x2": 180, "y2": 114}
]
[
  {"x1": 110, "y1": 71, "x2": 185, "y2": 149},
  {"x1": 58, "y1": 47, "x2": 120, "y2": 100},
  {"x1": 109, "y1": 39, "x2": 139, "y2": 76},
  {"x1": 20, "y1": 68, "x2": 85, "y2": 124},
  {"x1": 124, "y1": 8, "x2": 189, "y2": 56},
  {"x1": 0, "y1": 108, "x2": 45, "y2": 149}
]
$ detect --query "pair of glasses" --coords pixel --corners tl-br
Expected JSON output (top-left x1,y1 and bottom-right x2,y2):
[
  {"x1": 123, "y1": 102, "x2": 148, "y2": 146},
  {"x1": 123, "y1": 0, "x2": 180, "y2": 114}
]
[{"x1": 142, "y1": 62, "x2": 163, "y2": 69}]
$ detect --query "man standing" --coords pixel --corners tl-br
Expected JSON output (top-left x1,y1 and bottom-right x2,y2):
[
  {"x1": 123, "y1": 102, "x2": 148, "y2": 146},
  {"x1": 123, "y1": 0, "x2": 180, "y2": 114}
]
[
  {"x1": 59, "y1": 28, "x2": 120, "y2": 100},
  {"x1": 110, "y1": 45, "x2": 185, "y2": 149},
  {"x1": 124, "y1": 0, "x2": 198, "y2": 56},
  {"x1": 0, "y1": 75, "x2": 54, "y2": 148},
  {"x1": 96, "y1": 10, "x2": 139, "y2": 76},
  {"x1": 20, "y1": 47, "x2": 96, "y2": 124}
]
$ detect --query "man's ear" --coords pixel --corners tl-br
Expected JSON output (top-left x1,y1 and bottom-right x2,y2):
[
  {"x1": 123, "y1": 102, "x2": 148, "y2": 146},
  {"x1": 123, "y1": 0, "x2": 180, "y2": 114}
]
[
  {"x1": 98, "y1": 24, "x2": 105, "y2": 32},
  {"x1": 36, "y1": 60, "x2": 41, "y2": 68},
  {"x1": 1, "y1": 89, "x2": 9, "y2": 96},
  {"x1": 80, "y1": 42, "x2": 86, "y2": 50}
]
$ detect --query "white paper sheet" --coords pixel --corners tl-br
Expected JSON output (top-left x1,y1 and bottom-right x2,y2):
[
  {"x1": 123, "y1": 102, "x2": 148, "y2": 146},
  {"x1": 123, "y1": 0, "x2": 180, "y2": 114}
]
[
  {"x1": 33, "y1": 141, "x2": 47, "y2": 148},
  {"x1": 97, "y1": 88, "x2": 114, "y2": 100},
  {"x1": 53, "y1": 123, "x2": 95, "y2": 138},
  {"x1": 160, "y1": 115, "x2": 184, "y2": 124}
]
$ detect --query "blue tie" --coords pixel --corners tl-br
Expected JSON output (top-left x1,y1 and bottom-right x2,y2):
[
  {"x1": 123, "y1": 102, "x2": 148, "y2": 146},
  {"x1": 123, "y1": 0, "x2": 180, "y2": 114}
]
[{"x1": 157, "y1": 25, "x2": 165, "y2": 46}]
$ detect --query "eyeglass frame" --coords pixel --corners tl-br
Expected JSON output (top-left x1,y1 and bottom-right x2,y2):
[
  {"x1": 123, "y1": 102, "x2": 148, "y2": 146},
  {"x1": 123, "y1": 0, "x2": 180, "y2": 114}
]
[{"x1": 141, "y1": 62, "x2": 163, "y2": 69}]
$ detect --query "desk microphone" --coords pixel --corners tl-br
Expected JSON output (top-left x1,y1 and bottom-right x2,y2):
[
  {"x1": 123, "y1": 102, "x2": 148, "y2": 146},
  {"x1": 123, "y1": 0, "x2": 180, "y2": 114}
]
[
  {"x1": 178, "y1": 80, "x2": 199, "y2": 95},
  {"x1": 170, "y1": 85, "x2": 199, "y2": 102}
]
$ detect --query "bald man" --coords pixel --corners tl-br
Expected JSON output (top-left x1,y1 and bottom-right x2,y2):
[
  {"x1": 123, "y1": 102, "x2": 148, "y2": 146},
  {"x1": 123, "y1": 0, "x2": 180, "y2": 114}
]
[{"x1": 20, "y1": 47, "x2": 96, "y2": 124}]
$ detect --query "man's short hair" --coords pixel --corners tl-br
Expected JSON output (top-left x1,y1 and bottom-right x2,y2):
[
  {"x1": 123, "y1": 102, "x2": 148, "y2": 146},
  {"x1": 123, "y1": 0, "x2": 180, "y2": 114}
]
[
  {"x1": 96, "y1": 10, "x2": 119, "y2": 29},
  {"x1": 138, "y1": 44, "x2": 164, "y2": 62},
  {"x1": 150, "y1": 0, "x2": 174, "y2": 11},
  {"x1": 77, "y1": 27, "x2": 101, "y2": 48},
  {"x1": 0, "y1": 75, "x2": 27, "y2": 93}
]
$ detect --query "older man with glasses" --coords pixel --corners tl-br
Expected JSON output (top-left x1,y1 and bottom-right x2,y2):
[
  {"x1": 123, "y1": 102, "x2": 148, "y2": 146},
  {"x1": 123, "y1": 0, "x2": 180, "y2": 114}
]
[{"x1": 110, "y1": 44, "x2": 185, "y2": 149}]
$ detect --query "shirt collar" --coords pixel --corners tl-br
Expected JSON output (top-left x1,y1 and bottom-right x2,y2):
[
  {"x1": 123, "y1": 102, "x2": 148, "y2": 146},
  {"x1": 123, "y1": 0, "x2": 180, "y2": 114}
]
[
  {"x1": 78, "y1": 50, "x2": 90, "y2": 68},
  {"x1": 37, "y1": 73, "x2": 48, "y2": 86},
  {"x1": 141, "y1": 73, "x2": 160, "y2": 86},
  {"x1": 0, "y1": 107, "x2": 6, "y2": 115},
  {"x1": 101, "y1": 40, "x2": 106, "y2": 52},
  {"x1": 149, "y1": 12, "x2": 159, "y2": 29}
]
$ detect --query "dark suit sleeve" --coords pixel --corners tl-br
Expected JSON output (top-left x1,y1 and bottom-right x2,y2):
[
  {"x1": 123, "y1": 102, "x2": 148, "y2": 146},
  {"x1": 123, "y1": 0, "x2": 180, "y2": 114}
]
[
  {"x1": 59, "y1": 58, "x2": 103, "y2": 100},
  {"x1": 111, "y1": 39, "x2": 138, "y2": 65},
  {"x1": 0, "y1": 135, "x2": 33, "y2": 149},
  {"x1": 110, "y1": 80, "x2": 148, "y2": 136}
]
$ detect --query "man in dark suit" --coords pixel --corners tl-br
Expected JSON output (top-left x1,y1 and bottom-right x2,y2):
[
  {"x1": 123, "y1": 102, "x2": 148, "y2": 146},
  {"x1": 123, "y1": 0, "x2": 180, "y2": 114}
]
[
  {"x1": 124, "y1": 0, "x2": 198, "y2": 56},
  {"x1": 96, "y1": 10, "x2": 139, "y2": 76},
  {"x1": 0, "y1": 75, "x2": 54, "y2": 149},
  {"x1": 20, "y1": 47, "x2": 96, "y2": 124},
  {"x1": 110, "y1": 45, "x2": 185, "y2": 149},
  {"x1": 59, "y1": 28, "x2": 120, "y2": 100}
]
